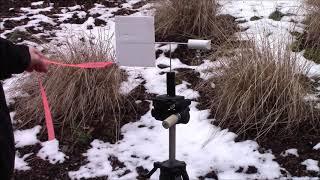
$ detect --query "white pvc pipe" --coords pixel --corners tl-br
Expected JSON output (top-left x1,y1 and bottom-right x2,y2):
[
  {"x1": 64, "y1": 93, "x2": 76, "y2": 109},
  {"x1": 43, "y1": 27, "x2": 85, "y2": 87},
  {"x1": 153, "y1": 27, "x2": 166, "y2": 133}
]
[
  {"x1": 162, "y1": 114, "x2": 180, "y2": 129},
  {"x1": 187, "y1": 39, "x2": 211, "y2": 50}
]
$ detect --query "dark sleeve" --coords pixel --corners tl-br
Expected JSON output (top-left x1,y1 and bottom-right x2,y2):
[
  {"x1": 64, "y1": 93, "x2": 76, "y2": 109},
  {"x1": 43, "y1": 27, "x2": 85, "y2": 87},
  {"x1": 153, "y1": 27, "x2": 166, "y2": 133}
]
[{"x1": 0, "y1": 38, "x2": 31, "y2": 79}]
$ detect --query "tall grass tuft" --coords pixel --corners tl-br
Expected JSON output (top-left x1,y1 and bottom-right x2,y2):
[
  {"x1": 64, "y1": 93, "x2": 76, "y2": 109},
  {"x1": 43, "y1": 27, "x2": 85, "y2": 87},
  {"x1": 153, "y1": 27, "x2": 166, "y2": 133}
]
[
  {"x1": 154, "y1": 0, "x2": 238, "y2": 44},
  {"x1": 203, "y1": 40, "x2": 320, "y2": 139},
  {"x1": 306, "y1": 0, "x2": 320, "y2": 44},
  {"x1": 293, "y1": 0, "x2": 320, "y2": 63},
  {"x1": 14, "y1": 33, "x2": 128, "y2": 146}
]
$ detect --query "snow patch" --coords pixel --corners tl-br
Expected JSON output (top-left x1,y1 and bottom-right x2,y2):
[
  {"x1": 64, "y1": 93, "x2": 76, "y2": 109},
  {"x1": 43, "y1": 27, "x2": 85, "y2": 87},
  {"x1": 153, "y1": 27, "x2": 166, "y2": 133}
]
[
  {"x1": 120, "y1": 66, "x2": 144, "y2": 95},
  {"x1": 10, "y1": 112, "x2": 16, "y2": 124},
  {"x1": 31, "y1": 1, "x2": 44, "y2": 6},
  {"x1": 301, "y1": 159, "x2": 320, "y2": 172},
  {"x1": 68, "y1": 140, "x2": 113, "y2": 179},
  {"x1": 69, "y1": 103, "x2": 281, "y2": 179},
  {"x1": 281, "y1": 148, "x2": 299, "y2": 157},
  {"x1": 37, "y1": 139, "x2": 67, "y2": 164},
  {"x1": 14, "y1": 125, "x2": 41, "y2": 148},
  {"x1": 15, "y1": 152, "x2": 32, "y2": 171},
  {"x1": 313, "y1": 143, "x2": 320, "y2": 150}
]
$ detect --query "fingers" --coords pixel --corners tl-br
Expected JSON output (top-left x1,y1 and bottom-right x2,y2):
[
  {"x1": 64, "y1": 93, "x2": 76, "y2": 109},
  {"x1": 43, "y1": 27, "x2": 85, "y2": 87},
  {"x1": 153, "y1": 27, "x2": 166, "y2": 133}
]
[{"x1": 27, "y1": 47, "x2": 49, "y2": 73}]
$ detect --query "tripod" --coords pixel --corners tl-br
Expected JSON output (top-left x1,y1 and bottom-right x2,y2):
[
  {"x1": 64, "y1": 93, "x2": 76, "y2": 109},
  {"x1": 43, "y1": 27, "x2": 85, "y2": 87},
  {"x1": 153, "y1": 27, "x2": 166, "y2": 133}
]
[{"x1": 143, "y1": 71, "x2": 190, "y2": 180}]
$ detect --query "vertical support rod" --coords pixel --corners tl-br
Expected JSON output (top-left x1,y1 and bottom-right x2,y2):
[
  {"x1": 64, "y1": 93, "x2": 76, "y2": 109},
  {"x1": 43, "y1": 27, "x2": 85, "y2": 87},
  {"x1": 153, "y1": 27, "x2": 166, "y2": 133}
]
[
  {"x1": 169, "y1": 125, "x2": 176, "y2": 163},
  {"x1": 167, "y1": 44, "x2": 176, "y2": 164},
  {"x1": 169, "y1": 43, "x2": 172, "y2": 72},
  {"x1": 167, "y1": 72, "x2": 176, "y2": 97}
]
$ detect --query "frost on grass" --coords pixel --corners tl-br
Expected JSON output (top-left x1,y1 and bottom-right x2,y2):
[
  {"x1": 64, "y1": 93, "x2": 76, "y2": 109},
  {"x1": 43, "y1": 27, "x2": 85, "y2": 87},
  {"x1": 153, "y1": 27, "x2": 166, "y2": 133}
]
[
  {"x1": 37, "y1": 139, "x2": 67, "y2": 164},
  {"x1": 301, "y1": 159, "x2": 320, "y2": 172},
  {"x1": 14, "y1": 125, "x2": 41, "y2": 148},
  {"x1": 15, "y1": 152, "x2": 32, "y2": 171},
  {"x1": 281, "y1": 148, "x2": 299, "y2": 157}
]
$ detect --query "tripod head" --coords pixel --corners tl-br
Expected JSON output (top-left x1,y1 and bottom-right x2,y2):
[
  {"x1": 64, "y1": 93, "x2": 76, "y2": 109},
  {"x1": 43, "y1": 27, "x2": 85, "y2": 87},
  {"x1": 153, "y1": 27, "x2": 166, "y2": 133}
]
[
  {"x1": 151, "y1": 71, "x2": 191, "y2": 128},
  {"x1": 152, "y1": 95, "x2": 191, "y2": 123},
  {"x1": 152, "y1": 94, "x2": 191, "y2": 127}
]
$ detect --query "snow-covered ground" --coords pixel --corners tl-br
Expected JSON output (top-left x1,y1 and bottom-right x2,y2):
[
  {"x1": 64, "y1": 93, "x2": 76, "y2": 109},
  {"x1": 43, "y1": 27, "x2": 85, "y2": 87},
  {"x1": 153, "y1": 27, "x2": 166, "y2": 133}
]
[{"x1": 2, "y1": 0, "x2": 320, "y2": 179}]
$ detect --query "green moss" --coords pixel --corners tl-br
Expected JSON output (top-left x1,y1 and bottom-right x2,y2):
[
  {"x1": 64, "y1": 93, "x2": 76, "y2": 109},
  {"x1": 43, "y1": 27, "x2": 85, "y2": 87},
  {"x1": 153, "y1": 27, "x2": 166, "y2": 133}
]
[
  {"x1": 291, "y1": 41, "x2": 304, "y2": 52},
  {"x1": 290, "y1": 31, "x2": 302, "y2": 37},
  {"x1": 75, "y1": 130, "x2": 93, "y2": 145},
  {"x1": 303, "y1": 48, "x2": 320, "y2": 63},
  {"x1": 250, "y1": 16, "x2": 262, "y2": 21},
  {"x1": 6, "y1": 30, "x2": 42, "y2": 44},
  {"x1": 6, "y1": 30, "x2": 28, "y2": 43},
  {"x1": 175, "y1": 77, "x2": 183, "y2": 85},
  {"x1": 269, "y1": 10, "x2": 285, "y2": 21}
]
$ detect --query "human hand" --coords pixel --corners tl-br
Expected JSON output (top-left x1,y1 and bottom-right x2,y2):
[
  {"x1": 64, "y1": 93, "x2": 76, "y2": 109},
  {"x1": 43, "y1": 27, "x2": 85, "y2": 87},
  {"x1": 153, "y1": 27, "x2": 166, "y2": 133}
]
[{"x1": 26, "y1": 47, "x2": 49, "y2": 73}]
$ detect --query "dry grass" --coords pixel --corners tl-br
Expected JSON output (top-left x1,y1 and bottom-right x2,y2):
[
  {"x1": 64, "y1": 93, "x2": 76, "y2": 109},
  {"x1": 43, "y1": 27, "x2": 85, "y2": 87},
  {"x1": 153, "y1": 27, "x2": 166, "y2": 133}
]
[
  {"x1": 14, "y1": 32, "x2": 128, "y2": 145},
  {"x1": 154, "y1": 0, "x2": 238, "y2": 44},
  {"x1": 202, "y1": 40, "x2": 320, "y2": 139},
  {"x1": 292, "y1": 0, "x2": 320, "y2": 62},
  {"x1": 306, "y1": 0, "x2": 320, "y2": 47}
]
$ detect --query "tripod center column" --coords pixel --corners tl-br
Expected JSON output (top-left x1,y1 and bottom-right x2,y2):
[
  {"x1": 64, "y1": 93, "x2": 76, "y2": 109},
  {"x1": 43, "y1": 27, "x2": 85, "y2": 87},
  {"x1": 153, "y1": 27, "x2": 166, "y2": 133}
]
[{"x1": 169, "y1": 125, "x2": 176, "y2": 163}]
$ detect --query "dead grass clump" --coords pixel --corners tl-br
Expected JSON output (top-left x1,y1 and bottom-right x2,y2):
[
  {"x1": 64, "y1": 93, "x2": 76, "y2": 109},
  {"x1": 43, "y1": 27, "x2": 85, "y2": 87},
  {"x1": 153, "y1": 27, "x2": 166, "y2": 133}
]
[
  {"x1": 305, "y1": 0, "x2": 320, "y2": 61},
  {"x1": 14, "y1": 33, "x2": 128, "y2": 146},
  {"x1": 204, "y1": 41, "x2": 320, "y2": 139},
  {"x1": 154, "y1": 0, "x2": 238, "y2": 45},
  {"x1": 292, "y1": 0, "x2": 320, "y2": 63}
]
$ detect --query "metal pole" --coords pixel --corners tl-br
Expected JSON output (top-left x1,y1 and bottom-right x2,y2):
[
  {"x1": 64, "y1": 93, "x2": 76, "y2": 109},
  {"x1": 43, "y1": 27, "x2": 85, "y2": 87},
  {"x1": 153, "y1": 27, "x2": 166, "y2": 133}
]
[
  {"x1": 169, "y1": 43, "x2": 172, "y2": 72},
  {"x1": 156, "y1": 42, "x2": 188, "y2": 45},
  {"x1": 169, "y1": 125, "x2": 176, "y2": 163}
]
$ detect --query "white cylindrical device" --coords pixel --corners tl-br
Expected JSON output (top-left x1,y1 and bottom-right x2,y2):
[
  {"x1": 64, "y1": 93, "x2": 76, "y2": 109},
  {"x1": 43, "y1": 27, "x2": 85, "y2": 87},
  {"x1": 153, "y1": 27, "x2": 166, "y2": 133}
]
[
  {"x1": 162, "y1": 114, "x2": 180, "y2": 129},
  {"x1": 187, "y1": 39, "x2": 211, "y2": 50}
]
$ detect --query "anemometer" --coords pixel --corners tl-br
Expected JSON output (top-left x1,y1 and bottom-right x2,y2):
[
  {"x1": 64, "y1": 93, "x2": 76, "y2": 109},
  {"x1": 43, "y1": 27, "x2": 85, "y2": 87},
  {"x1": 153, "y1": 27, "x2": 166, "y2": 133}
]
[{"x1": 115, "y1": 16, "x2": 211, "y2": 180}]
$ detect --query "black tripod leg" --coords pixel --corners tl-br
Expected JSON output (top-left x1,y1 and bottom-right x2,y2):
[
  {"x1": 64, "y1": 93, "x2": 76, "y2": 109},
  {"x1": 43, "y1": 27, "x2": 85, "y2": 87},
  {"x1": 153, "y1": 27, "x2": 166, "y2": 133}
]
[
  {"x1": 181, "y1": 170, "x2": 189, "y2": 180},
  {"x1": 142, "y1": 162, "x2": 161, "y2": 178}
]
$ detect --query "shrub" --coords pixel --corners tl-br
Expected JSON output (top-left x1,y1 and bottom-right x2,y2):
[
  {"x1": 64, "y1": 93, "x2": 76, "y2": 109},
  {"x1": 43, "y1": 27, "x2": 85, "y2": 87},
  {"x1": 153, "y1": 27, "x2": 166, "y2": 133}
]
[
  {"x1": 306, "y1": 0, "x2": 320, "y2": 38},
  {"x1": 268, "y1": 9, "x2": 285, "y2": 21},
  {"x1": 202, "y1": 40, "x2": 320, "y2": 139},
  {"x1": 154, "y1": 0, "x2": 238, "y2": 45},
  {"x1": 306, "y1": 0, "x2": 320, "y2": 55},
  {"x1": 292, "y1": 0, "x2": 320, "y2": 63},
  {"x1": 14, "y1": 33, "x2": 129, "y2": 146}
]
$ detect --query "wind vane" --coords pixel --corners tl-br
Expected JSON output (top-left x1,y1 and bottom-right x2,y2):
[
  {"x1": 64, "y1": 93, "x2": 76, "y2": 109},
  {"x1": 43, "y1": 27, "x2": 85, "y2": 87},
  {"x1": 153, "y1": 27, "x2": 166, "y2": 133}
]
[
  {"x1": 115, "y1": 16, "x2": 211, "y2": 67},
  {"x1": 115, "y1": 16, "x2": 211, "y2": 180},
  {"x1": 115, "y1": 16, "x2": 155, "y2": 67}
]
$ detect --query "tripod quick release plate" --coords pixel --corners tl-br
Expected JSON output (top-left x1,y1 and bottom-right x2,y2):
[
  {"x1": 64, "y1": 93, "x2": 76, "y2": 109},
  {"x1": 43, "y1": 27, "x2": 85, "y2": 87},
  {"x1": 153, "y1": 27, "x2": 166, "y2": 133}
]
[{"x1": 151, "y1": 94, "x2": 191, "y2": 124}]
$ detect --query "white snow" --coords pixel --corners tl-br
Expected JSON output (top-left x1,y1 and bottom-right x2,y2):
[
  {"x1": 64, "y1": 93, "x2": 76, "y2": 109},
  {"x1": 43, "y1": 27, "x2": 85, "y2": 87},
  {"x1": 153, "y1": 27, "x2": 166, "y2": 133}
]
[
  {"x1": 15, "y1": 152, "x2": 32, "y2": 171},
  {"x1": 10, "y1": 112, "x2": 16, "y2": 124},
  {"x1": 120, "y1": 66, "x2": 144, "y2": 95},
  {"x1": 31, "y1": 1, "x2": 44, "y2": 6},
  {"x1": 301, "y1": 159, "x2": 320, "y2": 172},
  {"x1": 281, "y1": 148, "x2": 299, "y2": 157},
  {"x1": 68, "y1": 5, "x2": 82, "y2": 11},
  {"x1": 20, "y1": 7, "x2": 53, "y2": 15},
  {"x1": 14, "y1": 125, "x2": 41, "y2": 148},
  {"x1": 157, "y1": 43, "x2": 178, "y2": 52},
  {"x1": 68, "y1": 140, "x2": 113, "y2": 179},
  {"x1": 313, "y1": 143, "x2": 320, "y2": 150},
  {"x1": 2, "y1": 74, "x2": 29, "y2": 105},
  {"x1": 69, "y1": 103, "x2": 281, "y2": 179},
  {"x1": 37, "y1": 139, "x2": 67, "y2": 164}
]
